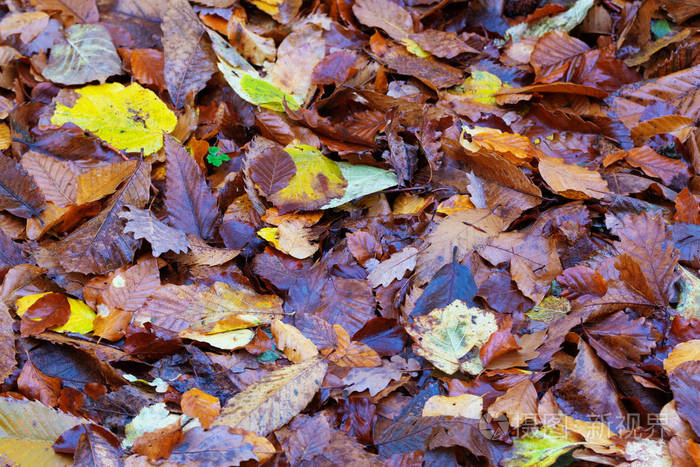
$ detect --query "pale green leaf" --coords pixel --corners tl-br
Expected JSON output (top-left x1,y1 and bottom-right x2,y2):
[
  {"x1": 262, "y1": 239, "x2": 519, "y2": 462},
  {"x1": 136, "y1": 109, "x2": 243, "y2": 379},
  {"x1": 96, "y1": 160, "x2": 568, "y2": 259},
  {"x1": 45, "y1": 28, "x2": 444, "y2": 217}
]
[
  {"x1": 123, "y1": 403, "x2": 183, "y2": 448},
  {"x1": 321, "y1": 162, "x2": 398, "y2": 209},
  {"x1": 503, "y1": 425, "x2": 582, "y2": 467},
  {"x1": 505, "y1": 0, "x2": 595, "y2": 43},
  {"x1": 676, "y1": 266, "x2": 700, "y2": 319}
]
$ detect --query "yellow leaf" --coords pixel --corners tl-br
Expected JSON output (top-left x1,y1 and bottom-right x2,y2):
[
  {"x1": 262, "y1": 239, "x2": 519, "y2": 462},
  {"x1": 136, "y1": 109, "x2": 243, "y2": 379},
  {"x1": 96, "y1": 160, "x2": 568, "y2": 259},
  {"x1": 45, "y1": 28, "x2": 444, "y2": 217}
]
[
  {"x1": 453, "y1": 70, "x2": 511, "y2": 105},
  {"x1": 257, "y1": 219, "x2": 318, "y2": 259},
  {"x1": 406, "y1": 299, "x2": 498, "y2": 375},
  {"x1": 179, "y1": 329, "x2": 255, "y2": 350},
  {"x1": 664, "y1": 339, "x2": 700, "y2": 373},
  {"x1": 437, "y1": 194, "x2": 475, "y2": 215},
  {"x1": 76, "y1": 160, "x2": 138, "y2": 204},
  {"x1": 0, "y1": 123, "x2": 10, "y2": 150},
  {"x1": 271, "y1": 318, "x2": 319, "y2": 363},
  {"x1": 15, "y1": 292, "x2": 96, "y2": 334},
  {"x1": 422, "y1": 394, "x2": 483, "y2": 419},
  {"x1": 268, "y1": 144, "x2": 347, "y2": 213},
  {"x1": 526, "y1": 296, "x2": 571, "y2": 322},
  {"x1": 0, "y1": 397, "x2": 87, "y2": 467},
  {"x1": 401, "y1": 38, "x2": 430, "y2": 57},
  {"x1": 50, "y1": 82, "x2": 177, "y2": 155}
]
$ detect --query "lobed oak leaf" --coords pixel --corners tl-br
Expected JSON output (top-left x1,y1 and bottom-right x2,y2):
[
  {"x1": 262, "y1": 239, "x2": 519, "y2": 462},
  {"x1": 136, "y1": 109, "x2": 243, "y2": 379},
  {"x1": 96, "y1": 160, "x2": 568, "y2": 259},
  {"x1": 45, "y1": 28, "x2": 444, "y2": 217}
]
[
  {"x1": 164, "y1": 136, "x2": 218, "y2": 239},
  {"x1": 50, "y1": 83, "x2": 177, "y2": 155},
  {"x1": 120, "y1": 206, "x2": 190, "y2": 257},
  {"x1": 42, "y1": 24, "x2": 122, "y2": 85}
]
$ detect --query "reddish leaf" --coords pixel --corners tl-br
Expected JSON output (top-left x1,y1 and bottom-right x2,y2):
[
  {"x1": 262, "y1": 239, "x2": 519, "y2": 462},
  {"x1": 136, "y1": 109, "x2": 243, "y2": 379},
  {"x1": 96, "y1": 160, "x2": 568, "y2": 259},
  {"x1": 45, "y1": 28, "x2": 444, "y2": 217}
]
[
  {"x1": 0, "y1": 153, "x2": 45, "y2": 219},
  {"x1": 249, "y1": 141, "x2": 297, "y2": 196},
  {"x1": 132, "y1": 422, "x2": 184, "y2": 462},
  {"x1": 17, "y1": 360, "x2": 62, "y2": 406},
  {"x1": 557, "y1": 266, "x2": 608, "y2": 301},
  {"x1": 312, "y1": 50, "x2": 358, "y2": 85},
  {"x1": 20, "y1": 292, "x2": 70, "y2": 337}
]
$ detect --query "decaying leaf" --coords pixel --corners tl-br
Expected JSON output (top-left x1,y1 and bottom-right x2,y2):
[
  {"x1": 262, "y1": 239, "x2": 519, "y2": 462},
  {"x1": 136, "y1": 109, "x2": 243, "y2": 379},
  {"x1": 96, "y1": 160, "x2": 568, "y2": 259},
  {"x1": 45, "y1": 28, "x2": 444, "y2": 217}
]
[{"x1": 406, "y1": 299, "x2": 498, "y2": 374}]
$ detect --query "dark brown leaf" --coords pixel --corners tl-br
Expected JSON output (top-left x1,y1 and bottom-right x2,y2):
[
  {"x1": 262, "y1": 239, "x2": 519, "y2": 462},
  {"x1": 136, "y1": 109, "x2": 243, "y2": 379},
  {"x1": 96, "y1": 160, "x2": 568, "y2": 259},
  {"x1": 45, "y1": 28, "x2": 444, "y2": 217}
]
[
  {"x1": 0, "y1": 153, "x2": 45, "y2": 219},
  {"x1": 164, "y1": 135, "x2": 218, "y2": 239},
  {"x1": 249, "y1": 141, "x2": 297, "y2": 195}
]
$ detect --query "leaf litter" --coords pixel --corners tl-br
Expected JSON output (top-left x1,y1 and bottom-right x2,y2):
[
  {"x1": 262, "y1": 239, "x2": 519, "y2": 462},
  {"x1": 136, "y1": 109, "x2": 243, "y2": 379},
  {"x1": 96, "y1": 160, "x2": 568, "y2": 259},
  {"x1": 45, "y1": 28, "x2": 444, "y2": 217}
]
[{"x1": 0, "y1": 0, "x2": 698, "y2": 465}]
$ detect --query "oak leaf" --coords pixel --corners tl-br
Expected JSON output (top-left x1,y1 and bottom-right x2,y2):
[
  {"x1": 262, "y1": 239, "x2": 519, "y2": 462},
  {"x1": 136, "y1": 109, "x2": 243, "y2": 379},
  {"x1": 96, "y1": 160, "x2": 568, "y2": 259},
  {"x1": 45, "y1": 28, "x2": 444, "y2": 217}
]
[
  {"x1": 120, "y1": 206, "x2": 190, "y2": 257},
  {"x1": 366, "y1": 246, "x2": 418, "y2": 288}
]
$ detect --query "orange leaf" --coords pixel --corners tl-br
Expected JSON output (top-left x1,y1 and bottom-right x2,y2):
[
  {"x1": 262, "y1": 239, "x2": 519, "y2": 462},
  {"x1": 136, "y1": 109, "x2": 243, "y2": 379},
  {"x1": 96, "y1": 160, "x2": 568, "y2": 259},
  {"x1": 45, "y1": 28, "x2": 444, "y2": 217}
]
[
  {"x1": 132, "y1": 422, "x2": 184, "y2": 461},
  {"x1": 623, "y1": 146, "x2": 689, "y2": 185},
  {"x1": 538, "y1": 156, "x2": 610, "y2": 199},
  {"x1": 461, "y1": 126, "x2": 543, "y2": 163},
  {"x1": 17, "y1": 360, "x2": 62, "y2": 407},
  {"x1": 181, "y1": 388, "x2": 221, "y2": 429},
  {"x1": 323, "y1": 325, "x2": 381, "y2": 368}
]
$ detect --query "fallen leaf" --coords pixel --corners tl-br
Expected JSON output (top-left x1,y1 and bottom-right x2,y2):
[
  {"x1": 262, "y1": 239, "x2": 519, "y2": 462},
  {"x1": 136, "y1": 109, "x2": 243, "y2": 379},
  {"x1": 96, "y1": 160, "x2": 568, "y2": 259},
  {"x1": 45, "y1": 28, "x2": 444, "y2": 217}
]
[
  {"x1": 16, "y1": 292, "x2": 96, "y2": 334},
  {"x1": 76, "y1": 159, "x2": 138, "y2": 204},
  {"x1": 367, "y1": 246, "x2": 418, "y2": 288},
  {"x1": 503, "y1": 424, "x2": 582, "y2": 467},
  {"x1": 271, "y1": 318, "x2": 319, "y2": 363},
  {"x1": 505, "y1": 0, "x2": 595, "y2": 43},
  {"x1": 20, "y1": 292, "x2": 70, "y2": 337},
  {"x1": 20, "y1": 151, "x2": 77, "y2": 207},
  {"x1": 406, "y1": 299, "x2": 498, "y2": 375},
  {"x1": 120, "y1": 206, "x2": 190, "y2": 257},
  {"x1": 538, "y1": 156, "x2": 610, "y2": 199},
  {"x1": 42, "y1": 24, "x2": 121, "y2": 85},
  {"x1": 665, "y1": 340, "x2": 700, "y2": 374},
  {"x1": 162, "y1": 0, "x2": 217, "y2": 108},
  {"x1": 51, "y1": 83, "x2": 177, "y2": 155},
  {"x1": 18, "y1": 360, "x2": 62, "y2": 407},
  {"x1": 181, "y1": 388, "x2": 221, "y2": 429},
  {"x1": 132, "y1": 422, "x2": 183, "y2": 461},
  {"x1": 322, "y1": 324, "x2": 381, "y2": 368},
  {"x1": 352, "y1": 0, "x2": 413, "y2": 41},
  {"x1": 0, "y1": 12, "x2": 49, "y2": 44},
  {"x1": 0, "y1": 154, "x2": 46, "y2": 219},
  {"x1": 422, "y1": 394, "x2": 483, "y2": 419},
  {"x1": 30, "y1": 0, "x2": 98, "y2": 24},
  {"x1": 214, "y1": 356, "x2": 328, "y2": 436}
]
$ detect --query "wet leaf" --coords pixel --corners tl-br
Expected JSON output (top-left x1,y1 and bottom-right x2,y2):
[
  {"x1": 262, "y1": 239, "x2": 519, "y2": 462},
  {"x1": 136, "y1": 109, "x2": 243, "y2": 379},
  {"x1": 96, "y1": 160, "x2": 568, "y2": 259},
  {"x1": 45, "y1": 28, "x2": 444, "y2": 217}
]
[
  {"x1": 538, "y1": 156, "x2": 610, "y2": 199},
  {"x1": 422, "y1": 394, "x2": 482, "y2": 419}
]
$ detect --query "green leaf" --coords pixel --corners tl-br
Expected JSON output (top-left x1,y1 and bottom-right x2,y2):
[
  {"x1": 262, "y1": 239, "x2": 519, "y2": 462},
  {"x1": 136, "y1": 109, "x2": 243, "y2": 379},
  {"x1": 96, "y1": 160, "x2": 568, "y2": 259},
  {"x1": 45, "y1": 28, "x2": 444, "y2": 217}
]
[
  {"x1": 503, "y1": 425, "x2": 582, "y2": 467},
  {"x1": 651, "y1": 19, "x2": 672, "y2": 40},
  {"x1": 206, "y1": 146, "x2": 230, "y2": 167},
  {"x1": 50, "y1": 82, "x2": 177, "y2": 155},
  {"x1": 505, "y1": 0, "x2": 594, "y2": 43},
  {"x1": 42, "y1": 24, "x2": 121, "y2": 85},
  {"x1": 321, "y1": 162, "x2": 398, "y2": 209},
  {"x1": 676, "y1": 266, "x2": 700, "y2": 319}
]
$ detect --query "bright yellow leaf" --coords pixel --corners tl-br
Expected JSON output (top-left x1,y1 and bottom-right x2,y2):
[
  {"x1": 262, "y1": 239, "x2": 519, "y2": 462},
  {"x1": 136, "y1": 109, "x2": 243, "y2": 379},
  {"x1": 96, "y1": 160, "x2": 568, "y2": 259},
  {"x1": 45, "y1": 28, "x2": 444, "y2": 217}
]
[
  {"x1": 0, "y1": 123, "x2": 10, "y2": 150},
  {"x1": 453, "y1": 70, "x2": 511, "y2": 105},
  {"x1": 268, "y1": 144, "x2": 347, "y2": 213},
  {"x1": 401, "y1": 38, "x2": 430, "y2": 57},
  {"x1": 50, "y1": 82, "x2": 177, "y2": 155},
  {"x1": 15, "y1": 292, "x2": 96, "y2": 334}
]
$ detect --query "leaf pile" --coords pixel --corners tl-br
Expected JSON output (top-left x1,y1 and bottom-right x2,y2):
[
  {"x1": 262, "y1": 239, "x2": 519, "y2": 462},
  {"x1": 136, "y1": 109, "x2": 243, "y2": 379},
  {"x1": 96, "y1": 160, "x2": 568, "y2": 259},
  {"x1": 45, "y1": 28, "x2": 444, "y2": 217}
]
[{"x1": 0, "y1": 0, "x2": 699, "y2": 465}]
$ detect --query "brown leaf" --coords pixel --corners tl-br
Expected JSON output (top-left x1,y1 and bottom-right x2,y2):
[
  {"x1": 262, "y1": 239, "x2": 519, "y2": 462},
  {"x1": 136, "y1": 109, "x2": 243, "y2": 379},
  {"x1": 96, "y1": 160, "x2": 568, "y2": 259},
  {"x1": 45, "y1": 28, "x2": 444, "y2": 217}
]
[
  {"x1": 20, "y1": 292, "x2": 70, "y2": 337},
  {"x1": 181, "y1": 388, "x2": 221, "y2": 429},
  {"x1": 612, "y1": 212, "x2": 679, "y2": 305},
  {"x1": 323, "y1": 324, "x2": 381, "y2": 368},
  {"x1": 487, "y1": 379, "x2": 538, "y2": 427},
  {"x1": 557, "y1": 266, "x2": 608, "y2": 301},
  {"x1": 93, "y1": 308, "x2": 131, "y2": 341},
  {"x1": 0, "y1": 304, "x2": 16, "y2": 380},
  {"x1": 55, "y1": 158, "x2": 150, "y2": 274},
  {"x1": 0, "y1": 153, "x2": 45, "y2": 219},
  {"x1": 120, "y1": 206, "x2": 190, "y2": 257},
  {"x1": 76, "y1": 160, "x2": 138, "y2": 204},
  {"x1": 20, "y1": 151, "x2": 77, "y2": 207},
  {"x1": 617, "y1": 145, "x2": 689, "y2": 186},
  {"x1": 538, "y1": 156, "x2": 610, "y2": 199},
  {"x1": 497, "y1": 82, "x2": 608, "y2": 99},
  {"x1": 132, "y1": 422, "x2": 184, "y2": 462},
  {"x1": 312, "y1": 50, "x2": 358, "y2": 85},
  {"x1": 585, "y1": 311, "x2": 656, "y2": 369},
  {"x1": 128, "y1": 48, "x2": 166, "y2": 91},
  {"x1": 165, "y1": 426, "x2": 257, "y2": 465},
  {"x1": 162, "y1": 0, "x2": 217, "y2": 108},
  {"x1": 675, "y1": 188, "x2": 700, "y2": 224},
  {"x1": 370, "y1": 34, "x2": 463, "y2": 90},
  {"x1": 17, "y1": 360, "x2": 62, "y2": 407},
  {"x1": 614, "y1": 253, "x2": 656, "y2": 303},
  {"x1": 249, "y1": 141, "x2": 297, "y2": 196},
  {"x1": 271, "y1": 318, "x2": 319, "y2": 363},
  {"x1": 366, "y1": 246, "x2": 418, "y2": 288},
  {"x1": 226, "y1": 15, "x2": 276, "y2": 66},
  {"x1": 347, "y1": 231, "x2": 382, "y2": 266},
  {"x1": 30, "y1": 0, "x2": 98, "y2": 24},
  {"x1": 352, "y1": 0, "x2": 413, "y2": 41},
  {"x1": 164, "y1": 136, "x2": 218, "y2": 239},
  {"x1": 669, "y1": 361, "x2": 700, "y2": 437},
  {"x1": 531, "y1": 30, "x2": 590, "y2": 83},
  {"x1": 409, "y1": 30, "x2": 479, "y2": 58},
  {"x1": 73, "y1": 424, "x2": 122, "y2": 466}
]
